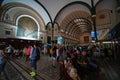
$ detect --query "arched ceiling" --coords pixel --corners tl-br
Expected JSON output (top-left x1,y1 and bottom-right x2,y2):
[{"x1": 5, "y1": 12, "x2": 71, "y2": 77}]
[
  {"x1": 0, "y1": 0, "x2": 117, "y2": 41},
  {"x1": 36, "y1": 0, "x2": 100, "y2": 21},
  {"x1": 1, "y1": 0, "x2": 51, "y2": 24},
  {"x1": 60, "y1": 11, "x2": 92, "y2": 39},
  {"x1": 1, "y1": 0, "x2": 101, "y2": 23},
  {"x1": 0, "y1": 2, "x2": 46, "y2": 31}
]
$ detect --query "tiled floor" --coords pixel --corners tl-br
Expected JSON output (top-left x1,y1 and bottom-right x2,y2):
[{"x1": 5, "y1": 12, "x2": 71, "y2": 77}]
[
  {"x1": 99, "y1": 58, "x2": 120, "y2": 80},
  {"x1": 13, "y1": 55, "x2": 60, "y2": 80},
  {"x1": 1, "y1": 55, "x2": 120, "y2": 80}
]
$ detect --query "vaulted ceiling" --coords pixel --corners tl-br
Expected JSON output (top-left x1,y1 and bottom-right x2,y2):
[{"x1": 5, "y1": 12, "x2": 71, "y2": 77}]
[
  {"x1": 0, "y1": 0, "x2": 118, "y2": 40},
  {"x1": 60, "y1": 11, "x2": 92, "y2": 39}
]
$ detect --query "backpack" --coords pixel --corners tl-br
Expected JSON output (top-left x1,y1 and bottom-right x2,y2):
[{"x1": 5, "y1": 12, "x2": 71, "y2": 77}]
[
  {"x1": 50, "y1": 47, "x2": 54, "y2": 55},
  {"x1": 36, "y1": 48, "x2": 40, "y2": 61}
]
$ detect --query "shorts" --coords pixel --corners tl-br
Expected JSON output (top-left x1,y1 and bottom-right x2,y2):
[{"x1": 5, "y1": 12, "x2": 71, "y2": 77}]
[{"x1": 51, "y1": 56, "x2": 56, "y2": 60}]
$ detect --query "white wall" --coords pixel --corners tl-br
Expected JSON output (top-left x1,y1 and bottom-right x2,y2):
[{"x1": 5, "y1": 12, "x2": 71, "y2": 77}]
[
  {"x1": 0, "y1": 22, "x2": 17, "y2": 38},
  {"x1": 96, "y1": 0, "x2": 117, "y2": 28}
]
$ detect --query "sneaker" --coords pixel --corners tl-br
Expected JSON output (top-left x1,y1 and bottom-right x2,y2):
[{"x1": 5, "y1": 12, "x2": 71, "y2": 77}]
[{"x1": 30, "y1": 71, "x2": 37, "y2": 77}]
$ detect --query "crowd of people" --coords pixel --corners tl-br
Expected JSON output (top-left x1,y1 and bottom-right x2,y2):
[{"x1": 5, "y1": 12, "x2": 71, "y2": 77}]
[
  {"x1": 42, "y1": 42, "x2": 114, "y2": 80},
  {"x1": 50, "y1": 44, "x2": 114, "y2": 80},
  {"x1": 0, "y1": 43, "x2": 41, "y2": 76},
  {"x1": 0, "y1": 41, "x2": 114, "y2": 80}
]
